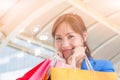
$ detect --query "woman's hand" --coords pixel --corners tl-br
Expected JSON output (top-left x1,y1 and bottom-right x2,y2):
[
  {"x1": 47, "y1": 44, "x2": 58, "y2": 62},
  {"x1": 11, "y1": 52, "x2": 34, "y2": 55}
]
[
  {"x1": 54, "y1": 46, "x2": 86, "y2": 69},
  {"x1": 54, "y1": 51, "x2": 73, "y2": 68},
  {"x1": 67, "y1": 46, "x2": 86, "y2": 68},
  {"x1": 55, "y1": 51, "x2": 66, "y2": 63}
]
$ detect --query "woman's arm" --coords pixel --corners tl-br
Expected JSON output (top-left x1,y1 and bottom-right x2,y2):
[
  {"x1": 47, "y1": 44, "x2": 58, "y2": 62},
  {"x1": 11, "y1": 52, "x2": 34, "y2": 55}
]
[{"x1": 91, "y1": 59, "x2": 115, "y2": 72}]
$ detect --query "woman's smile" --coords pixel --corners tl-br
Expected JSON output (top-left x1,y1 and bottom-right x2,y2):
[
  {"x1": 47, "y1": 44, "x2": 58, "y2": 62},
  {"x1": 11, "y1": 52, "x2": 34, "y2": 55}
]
[
  {"x1": 62, "y1": 48, "x2": 74, "y2": 59},
  {"x1": 63, "y1": 49, "x2": 73, "y2": 54}
]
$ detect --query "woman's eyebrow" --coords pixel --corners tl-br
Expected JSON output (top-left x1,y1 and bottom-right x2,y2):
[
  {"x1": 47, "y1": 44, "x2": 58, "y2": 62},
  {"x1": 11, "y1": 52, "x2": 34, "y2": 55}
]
[
  {"x1": 65, "y1": 32, "x2": 74, "y2": 35},
  {"x1": 55, "y1": 32, "x2": 75, "y2": 37}
]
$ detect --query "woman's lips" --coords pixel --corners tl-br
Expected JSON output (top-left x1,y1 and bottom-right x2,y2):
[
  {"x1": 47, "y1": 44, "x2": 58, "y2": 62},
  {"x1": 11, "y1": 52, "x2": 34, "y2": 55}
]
[
  {"x1": 63, "y1": 49, "x2": 74, "y2": 54},
  {"x1": 62, "y1": 48, "x2": 75, "y2": 59}
]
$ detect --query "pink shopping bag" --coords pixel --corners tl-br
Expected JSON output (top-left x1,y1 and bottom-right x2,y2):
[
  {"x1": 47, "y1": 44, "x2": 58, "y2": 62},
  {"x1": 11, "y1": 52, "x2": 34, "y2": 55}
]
[
  {"x1": 55, "y1": 60, "x2": 73, "y2": 68},
  {"x1": 16, "y1": 59, "x2": 51, "y2": 80}
]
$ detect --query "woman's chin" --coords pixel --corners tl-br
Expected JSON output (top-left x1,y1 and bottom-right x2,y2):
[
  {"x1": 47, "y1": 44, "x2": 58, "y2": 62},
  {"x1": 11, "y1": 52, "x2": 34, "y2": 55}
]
[{"x1": 63, "y1": 52, "x2": 73, "y2": 59}]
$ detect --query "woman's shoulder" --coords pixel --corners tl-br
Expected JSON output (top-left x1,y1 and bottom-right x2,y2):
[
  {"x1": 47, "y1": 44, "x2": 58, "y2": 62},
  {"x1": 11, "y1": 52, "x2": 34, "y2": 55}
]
[
  {"x1": 82, "y1": 58, "x2": 115, "y2": 72},
  {"x1": 92, "y1": 59, "x2": 112, "y2": 65},
  {"x1": 90, "y1": 59, "x2": 115, "y2": 72}
]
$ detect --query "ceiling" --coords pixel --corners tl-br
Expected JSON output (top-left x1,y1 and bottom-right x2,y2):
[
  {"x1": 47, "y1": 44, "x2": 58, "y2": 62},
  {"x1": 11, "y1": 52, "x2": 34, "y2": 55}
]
[{"x1": 0, "y1": 0, "x2": 120, "y2": 77}]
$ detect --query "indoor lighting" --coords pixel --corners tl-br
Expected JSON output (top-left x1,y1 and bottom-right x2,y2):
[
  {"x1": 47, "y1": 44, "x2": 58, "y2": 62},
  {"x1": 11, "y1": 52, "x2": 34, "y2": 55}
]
[
  {"x1": 33, "y1": 25, "x2": 40, "y2": 32},
  {"x1": 38, "y1": 35, "x2": 48, "y2": 40},
  {"x1": 0, "y1": 0, "x2": 14, "y2": 12},
  {"x1": 34, "y1": 48, "x2": 42, "y2": 56},
  {"x1": 26, "y1": 39, "x2": 32, "y2": 43}
]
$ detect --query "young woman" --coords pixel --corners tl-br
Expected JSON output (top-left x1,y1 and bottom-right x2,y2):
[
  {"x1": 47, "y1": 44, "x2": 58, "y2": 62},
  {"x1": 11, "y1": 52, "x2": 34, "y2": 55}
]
[{"x1": 51, "y1": 13, "x2": 114, "y2": 72}]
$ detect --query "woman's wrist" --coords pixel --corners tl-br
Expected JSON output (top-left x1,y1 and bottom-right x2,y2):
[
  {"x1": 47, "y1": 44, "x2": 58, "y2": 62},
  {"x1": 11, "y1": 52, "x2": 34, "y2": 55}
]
[{"x1": 76, "y1": 62, "x2": 82, "y2": 69}]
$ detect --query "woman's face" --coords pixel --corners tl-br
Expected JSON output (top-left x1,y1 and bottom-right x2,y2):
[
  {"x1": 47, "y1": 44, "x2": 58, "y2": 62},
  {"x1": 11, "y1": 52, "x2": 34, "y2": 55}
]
[{"x1": 55, "y1": 22, "x2": 85, "y2": 60}]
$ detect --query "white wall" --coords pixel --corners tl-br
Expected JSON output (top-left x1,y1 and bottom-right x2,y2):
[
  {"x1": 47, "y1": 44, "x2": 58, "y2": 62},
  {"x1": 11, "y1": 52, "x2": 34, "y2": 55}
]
[{"x1": 0, "y1": 68, "x2": 31, "y2": 80}]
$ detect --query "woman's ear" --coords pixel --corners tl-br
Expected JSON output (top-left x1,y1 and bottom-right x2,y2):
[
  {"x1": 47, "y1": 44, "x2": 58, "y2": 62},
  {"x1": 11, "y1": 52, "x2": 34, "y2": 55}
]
[{"x1": 83, "y1": 32, "x2": 87, "y2": 41}]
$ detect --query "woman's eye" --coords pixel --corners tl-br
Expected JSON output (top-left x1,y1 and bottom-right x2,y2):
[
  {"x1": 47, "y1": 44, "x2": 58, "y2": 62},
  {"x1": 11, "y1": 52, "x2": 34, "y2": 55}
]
[
  {"x1": 55, "y1": 37, "x2": 62, "y2": 40},
  {"x1": 68, "y1": 35, "x2": 74, "y2": 39}
]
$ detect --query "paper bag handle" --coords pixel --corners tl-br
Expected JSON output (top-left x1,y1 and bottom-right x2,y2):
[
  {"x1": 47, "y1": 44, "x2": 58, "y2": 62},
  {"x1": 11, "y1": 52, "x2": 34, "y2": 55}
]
[
  {"x1": 85, "y1": 56, "x2": 94, "y2": 71},
  {"x1": 71, "y1": 54, "x2": 94, "y2": 70},
  {"x1": 51, "y1": 54, "x2": 94, "y2": 71}
]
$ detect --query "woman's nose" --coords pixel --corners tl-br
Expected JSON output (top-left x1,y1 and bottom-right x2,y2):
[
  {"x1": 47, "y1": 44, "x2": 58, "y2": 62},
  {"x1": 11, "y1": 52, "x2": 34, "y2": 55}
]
[{"x1": 62, "y1": 40, "x2": 70, "y2": 50}]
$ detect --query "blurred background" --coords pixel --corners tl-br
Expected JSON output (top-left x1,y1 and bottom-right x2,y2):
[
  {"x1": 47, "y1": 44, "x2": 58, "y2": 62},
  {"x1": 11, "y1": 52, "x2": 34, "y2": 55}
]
[{"x1": 0, "y1": 0, "x2": 120, "y2": 80}]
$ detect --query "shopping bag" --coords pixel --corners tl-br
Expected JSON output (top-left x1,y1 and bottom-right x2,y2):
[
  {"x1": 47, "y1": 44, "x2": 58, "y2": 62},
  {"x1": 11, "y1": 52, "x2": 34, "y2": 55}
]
[
  {"x1": 16, "y1": 59, "x2": 51, "y2": 80},
  {"x1": 50, "y1": 57, "x2": 118, "y2": 80},
  {"x1": 50, "y1": 67, "x2": 118, "y2": 80},
  {"x1": 55, "y1": 60, "x2": 73, "y2": 68}
]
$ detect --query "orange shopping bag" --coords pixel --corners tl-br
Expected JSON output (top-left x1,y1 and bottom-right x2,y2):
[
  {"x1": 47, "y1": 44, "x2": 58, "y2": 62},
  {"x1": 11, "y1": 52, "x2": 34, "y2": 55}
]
[
  {"x1": 16, "y1": 59, "x2": 51, "y2": 80},
  {"x1": 50, "y1": 57, "x2": 118, "y2": 80},
  {"x1": 50, "y1": 67, "x2": 118, "y2": 80}
]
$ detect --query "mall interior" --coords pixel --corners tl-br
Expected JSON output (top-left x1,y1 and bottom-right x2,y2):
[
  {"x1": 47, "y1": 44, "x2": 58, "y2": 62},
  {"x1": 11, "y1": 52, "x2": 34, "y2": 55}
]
[{"x1": 0, "y1": 0, "x2": 120, "y2": 80}]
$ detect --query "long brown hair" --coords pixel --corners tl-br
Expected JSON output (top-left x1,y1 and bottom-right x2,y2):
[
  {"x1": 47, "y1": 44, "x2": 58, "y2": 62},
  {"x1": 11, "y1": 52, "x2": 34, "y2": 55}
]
[{"x1": 52, "y1": 13, "x2": 91, "y2": 57}]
